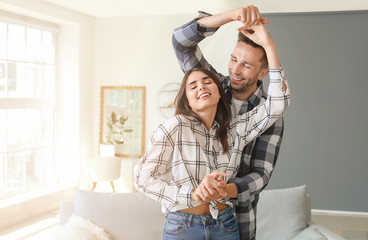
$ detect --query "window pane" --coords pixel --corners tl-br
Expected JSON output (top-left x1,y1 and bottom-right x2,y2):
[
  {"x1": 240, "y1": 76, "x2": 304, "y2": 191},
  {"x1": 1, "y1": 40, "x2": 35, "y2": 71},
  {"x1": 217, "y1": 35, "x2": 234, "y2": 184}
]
[
  {"x1": 25, "y1": 109, "x2": 41, "y2": 148},
  {"x1": 26, "y1": 28, "x2": 42, "y2": 62},
  {"x1": 8, "y1": 62, "x2": 25, "y2": 98},
  {"x1": 25, "y1": 149, "x2": 38, "y2": 188},
  {"x1": 25, "y1": 148, "x2": 56, "y2": 189},
  {"x1": 42, "y1": 31, "x2": 55, "y2": 64},
  {"x1": 0, "y1": 61, "x2": 6, "y2": 98},
  {"x1": 0, "y1": 154, "x2": 5, "y2": 196},
  {"x1": 7, "y1": 151, "x2": 24, "y2": 194},
  {"x1": 43, "y1": 65, "x2": 55, "y2": 98},
  {"x1": 26, "y1": 63, "x2": 41, "y2": 98},
  {"x1": 0, "y1": 22, "x2": 7, "y2": 59},
  {"x1": 8, "y1": 24, "x2": 25, "y2": 61},
  {"x1": 38, "y1": 147, "x2": 56, "y2": 183},
  {"x1": 7, "y1": 109, "x2": 24, "y2": 151},
  {"x1": 40, "y1": 108, "x2": 54, "y2": 145},
  {"x1": 0, "y1": 110, "x2": 6, "y2": 152}
]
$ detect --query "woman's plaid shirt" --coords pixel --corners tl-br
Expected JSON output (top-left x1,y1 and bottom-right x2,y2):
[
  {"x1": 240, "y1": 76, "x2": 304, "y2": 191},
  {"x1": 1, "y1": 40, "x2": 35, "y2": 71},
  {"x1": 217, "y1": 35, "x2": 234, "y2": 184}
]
[{"x1": 134, "y1": 68, "x2": 290, "y2": 220}]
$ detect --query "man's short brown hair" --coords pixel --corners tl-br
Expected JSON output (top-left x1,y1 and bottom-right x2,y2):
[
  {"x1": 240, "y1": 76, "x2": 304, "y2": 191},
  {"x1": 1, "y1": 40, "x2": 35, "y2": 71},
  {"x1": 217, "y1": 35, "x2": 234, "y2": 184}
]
[{"x1": 238, "y1": 31, "x2": 268, "y2": 69}]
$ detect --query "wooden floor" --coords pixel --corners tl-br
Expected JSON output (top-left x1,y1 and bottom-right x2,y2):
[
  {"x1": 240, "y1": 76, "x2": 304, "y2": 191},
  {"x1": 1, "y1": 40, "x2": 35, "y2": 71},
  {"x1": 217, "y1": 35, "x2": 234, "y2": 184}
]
[
  {"x1": 0, "y1": 211, "x2": 59, "y2": 240},
  {"x1": 311, "y1": 211, "x2": 368, "y2": 240}
]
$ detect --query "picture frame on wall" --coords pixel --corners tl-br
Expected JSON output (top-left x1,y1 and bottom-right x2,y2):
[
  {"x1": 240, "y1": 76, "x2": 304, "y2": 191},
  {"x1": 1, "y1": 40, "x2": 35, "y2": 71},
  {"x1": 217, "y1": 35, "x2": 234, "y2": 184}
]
[{"x1": 100, "y1": 86, "x2": 146, "y2": 158}]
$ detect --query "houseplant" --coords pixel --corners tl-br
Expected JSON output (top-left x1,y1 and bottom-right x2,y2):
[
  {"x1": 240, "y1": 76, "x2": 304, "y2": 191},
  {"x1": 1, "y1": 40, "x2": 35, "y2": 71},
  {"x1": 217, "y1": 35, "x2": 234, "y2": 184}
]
[{"x1": 104, "y1": 111, "x2": 133, "y2": 145}]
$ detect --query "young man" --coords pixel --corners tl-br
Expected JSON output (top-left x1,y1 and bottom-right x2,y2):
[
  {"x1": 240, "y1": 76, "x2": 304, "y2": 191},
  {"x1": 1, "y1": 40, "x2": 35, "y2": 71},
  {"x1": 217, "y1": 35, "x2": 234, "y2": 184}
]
[{"x1": 172, "y1": 5, "x2": 285, "y2": 240}]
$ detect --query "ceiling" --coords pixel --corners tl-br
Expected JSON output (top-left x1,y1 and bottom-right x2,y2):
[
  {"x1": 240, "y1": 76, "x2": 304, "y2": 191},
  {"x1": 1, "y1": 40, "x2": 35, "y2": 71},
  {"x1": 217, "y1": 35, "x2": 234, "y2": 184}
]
[{"x1": 41, "y1": 0, "x2": 368, "y2": 18}]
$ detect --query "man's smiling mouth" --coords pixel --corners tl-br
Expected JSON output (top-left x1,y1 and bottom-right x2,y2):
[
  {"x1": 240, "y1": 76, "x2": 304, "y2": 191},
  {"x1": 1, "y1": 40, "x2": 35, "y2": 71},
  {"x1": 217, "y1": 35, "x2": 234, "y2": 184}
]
[{"x1": 231, "y1": 74, "x2": 244, "y2": 82}]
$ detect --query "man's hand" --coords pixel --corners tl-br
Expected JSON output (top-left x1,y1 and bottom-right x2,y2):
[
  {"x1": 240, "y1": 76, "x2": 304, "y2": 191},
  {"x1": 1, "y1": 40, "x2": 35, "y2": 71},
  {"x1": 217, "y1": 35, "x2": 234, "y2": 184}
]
[
  {"x1": 197, "y1": 5, "x2": 268, "y2": 29},
  {"x1": 230, "y1": 5, "x2": 269, "y2": 26},
  {"x1": 191, "y1": 171, "x2": 228, "y2": 203},
  {"x1": 238, "y1": 23, "x2": 282, "y2": 70}
]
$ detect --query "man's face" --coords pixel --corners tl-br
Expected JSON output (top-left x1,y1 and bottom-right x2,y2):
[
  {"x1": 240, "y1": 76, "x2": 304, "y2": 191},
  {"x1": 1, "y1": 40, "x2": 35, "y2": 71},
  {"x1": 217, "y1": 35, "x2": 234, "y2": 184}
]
[{"x1": 228, "y1": 42, "x2": 266, "y2": 94}]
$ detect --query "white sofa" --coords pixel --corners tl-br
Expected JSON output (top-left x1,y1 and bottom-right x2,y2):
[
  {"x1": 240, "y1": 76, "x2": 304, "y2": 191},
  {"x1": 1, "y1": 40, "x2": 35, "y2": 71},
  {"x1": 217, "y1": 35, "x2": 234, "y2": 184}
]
[{"x1": 56, "y1": 185, "x2": 345, "y2": 240}]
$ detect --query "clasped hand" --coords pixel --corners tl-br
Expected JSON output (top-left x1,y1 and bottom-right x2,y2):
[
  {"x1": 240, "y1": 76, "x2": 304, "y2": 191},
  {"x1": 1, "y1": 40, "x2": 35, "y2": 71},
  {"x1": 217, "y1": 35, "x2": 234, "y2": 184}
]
[
  {"x1": 191, "y1": 171, "x2": 229, "y2": 203},
  {"x1": 230, "y1": 5, "x2": 269, "y2": 26},
  {"x1": 231, "y1": 5, "x2": 273, "y2": 48}
]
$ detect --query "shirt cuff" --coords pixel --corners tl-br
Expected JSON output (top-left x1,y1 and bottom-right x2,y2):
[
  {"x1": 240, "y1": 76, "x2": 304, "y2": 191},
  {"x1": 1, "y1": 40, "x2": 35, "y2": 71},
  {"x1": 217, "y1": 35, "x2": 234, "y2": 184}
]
[
  {"x1": 195, "y1": 11, "x2": 212, "y2": 19},
  {"x1": 268, "y1": 65, "x2": 289, "y2": 94},
  {"x1": 268, "y1": 65, "x2": 285, "y2": 81},
  {"x1": 231, "y1": 177, "x2": 251, "y2": 207},
  {"x1": 177, "y1": 185, "x2": 195, "y2": 208},
  {"x1": 194, "y1": 11, "x2": 219, "y2": 37}
]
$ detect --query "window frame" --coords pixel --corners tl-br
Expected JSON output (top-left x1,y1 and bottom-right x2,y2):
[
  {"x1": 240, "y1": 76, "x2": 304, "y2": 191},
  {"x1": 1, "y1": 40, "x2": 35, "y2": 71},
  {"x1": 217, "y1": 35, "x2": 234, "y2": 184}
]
[{"x1": 0, "y1": 10, "x2": 61, "y2": 199}]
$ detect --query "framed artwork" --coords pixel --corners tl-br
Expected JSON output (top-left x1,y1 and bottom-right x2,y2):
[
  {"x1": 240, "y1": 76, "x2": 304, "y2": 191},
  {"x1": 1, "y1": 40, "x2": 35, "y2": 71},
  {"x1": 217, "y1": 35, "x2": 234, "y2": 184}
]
[{"x1": 100, "y1": 86, "x2": 146, "y2": 158}]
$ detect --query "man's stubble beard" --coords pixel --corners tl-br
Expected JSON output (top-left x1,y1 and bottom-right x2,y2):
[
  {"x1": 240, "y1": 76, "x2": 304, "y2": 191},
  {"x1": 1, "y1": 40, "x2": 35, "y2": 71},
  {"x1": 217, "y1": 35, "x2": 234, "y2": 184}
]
[
  {"x1": 231, "y1": 82, "x2": 249, "y2": 93},
  {"x1": 230, "y1": 76, "x2": 257, "y2": 94}
]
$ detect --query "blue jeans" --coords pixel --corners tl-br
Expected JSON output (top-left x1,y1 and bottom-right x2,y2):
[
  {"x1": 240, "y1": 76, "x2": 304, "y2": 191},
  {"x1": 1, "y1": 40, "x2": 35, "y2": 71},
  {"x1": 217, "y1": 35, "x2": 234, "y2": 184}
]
[{"x1": 163, "y1": 207, "x2": 240, "y2": 240}]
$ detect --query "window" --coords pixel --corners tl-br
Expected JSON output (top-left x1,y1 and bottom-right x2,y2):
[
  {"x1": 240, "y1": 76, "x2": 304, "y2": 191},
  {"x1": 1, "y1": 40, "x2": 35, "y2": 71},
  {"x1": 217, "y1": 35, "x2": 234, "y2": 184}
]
[{"x1": 0, "y1": 19, "x2": 58, "y2": 198}]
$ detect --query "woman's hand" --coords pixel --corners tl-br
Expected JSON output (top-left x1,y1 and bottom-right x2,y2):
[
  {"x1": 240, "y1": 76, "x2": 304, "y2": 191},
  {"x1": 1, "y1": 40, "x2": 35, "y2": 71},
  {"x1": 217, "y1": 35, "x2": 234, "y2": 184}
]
[
  {"x1": 229, "y1": 5, "x2": 269, "y2": 26},
  {"x1": 191, "y1": 171, "x2": 229, "y2": 203}
]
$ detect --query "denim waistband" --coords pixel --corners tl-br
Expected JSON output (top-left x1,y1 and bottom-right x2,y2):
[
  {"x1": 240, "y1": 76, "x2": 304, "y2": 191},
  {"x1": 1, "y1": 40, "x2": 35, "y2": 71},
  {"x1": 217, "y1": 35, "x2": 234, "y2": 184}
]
[{"x1": 167, "y1": 206, "x2": 233, "y2": 223}]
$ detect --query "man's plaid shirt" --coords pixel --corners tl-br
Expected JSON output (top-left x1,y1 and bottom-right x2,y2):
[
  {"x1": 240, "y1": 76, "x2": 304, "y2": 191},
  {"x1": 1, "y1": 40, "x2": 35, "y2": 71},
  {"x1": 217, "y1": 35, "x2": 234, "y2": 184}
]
[{"x1": 172, "y1": 12, "x2": 285, "y2": 240}]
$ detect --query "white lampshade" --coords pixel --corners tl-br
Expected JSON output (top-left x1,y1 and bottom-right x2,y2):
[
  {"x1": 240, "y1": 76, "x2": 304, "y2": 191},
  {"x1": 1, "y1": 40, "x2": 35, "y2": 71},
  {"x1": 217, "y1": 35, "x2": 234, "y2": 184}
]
[
  {"x1": 99, "y1": 144, "x2": 115, "y2": 157},
  {"x1": 87, "y1": 156, "x2": 122, "y2": 182}
]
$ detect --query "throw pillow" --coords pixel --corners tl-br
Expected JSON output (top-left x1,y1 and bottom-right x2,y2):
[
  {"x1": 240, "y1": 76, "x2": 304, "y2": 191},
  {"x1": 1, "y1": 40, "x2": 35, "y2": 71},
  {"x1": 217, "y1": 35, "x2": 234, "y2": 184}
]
[
  {"x1": 73, "y1": 190, "x2": 166, "y2": 240},
  {"x1": 256, "y1": 185, "x2": 308, "y2": 240},
  {"x1": 53, "y1": 215, "x2": 112, "y2": 240}
]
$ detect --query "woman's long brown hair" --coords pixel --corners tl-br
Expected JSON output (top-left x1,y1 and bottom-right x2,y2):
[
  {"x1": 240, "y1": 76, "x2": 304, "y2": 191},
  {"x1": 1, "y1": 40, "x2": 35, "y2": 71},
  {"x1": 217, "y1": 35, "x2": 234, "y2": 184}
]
[{"x1": 174, "y1": 68, "x2": 231, "y2": 153}]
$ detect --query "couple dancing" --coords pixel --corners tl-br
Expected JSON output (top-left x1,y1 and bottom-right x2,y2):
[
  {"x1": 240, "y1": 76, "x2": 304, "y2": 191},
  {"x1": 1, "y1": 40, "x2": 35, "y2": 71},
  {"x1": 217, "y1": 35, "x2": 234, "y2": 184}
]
[{"x1": 135, "y1": 5, "x2": 290, "y2": 240}]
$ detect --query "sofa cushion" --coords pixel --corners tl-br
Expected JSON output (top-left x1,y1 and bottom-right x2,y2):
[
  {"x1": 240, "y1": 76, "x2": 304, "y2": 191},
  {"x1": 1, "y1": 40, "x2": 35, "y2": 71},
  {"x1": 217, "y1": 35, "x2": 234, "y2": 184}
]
[
  {"x1": 73, "y1": 189, "x2": 166, "y2": 240},
  {"x1": 292, "y1": 225, "x2": 327, "y2": 240},
  {"x1": 256, "y1": 185, "x2": 308, "y2": 240},
  {"x1": 308, "y1": 224, "x2": 346, "y2": 240},
  {"x1": 59, "y1": 199, "x2": 74, "y2": 225}
]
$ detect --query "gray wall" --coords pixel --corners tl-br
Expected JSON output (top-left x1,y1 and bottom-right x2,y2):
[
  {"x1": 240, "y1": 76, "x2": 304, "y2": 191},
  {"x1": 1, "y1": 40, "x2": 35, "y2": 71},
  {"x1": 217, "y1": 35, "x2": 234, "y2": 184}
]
[{"x1": 263, "y1": 11, "x2": 368, "y2": 212}]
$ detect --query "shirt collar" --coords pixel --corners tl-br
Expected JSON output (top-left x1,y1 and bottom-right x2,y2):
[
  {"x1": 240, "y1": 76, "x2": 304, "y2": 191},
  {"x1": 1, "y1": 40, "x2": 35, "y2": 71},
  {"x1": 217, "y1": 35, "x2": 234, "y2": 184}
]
[
  {"x1": 224, "y1": 79, "x2": 266, "y2": 109},
  {"x1": 185, "y1": 115, "x2": 219, "y2": 130}
]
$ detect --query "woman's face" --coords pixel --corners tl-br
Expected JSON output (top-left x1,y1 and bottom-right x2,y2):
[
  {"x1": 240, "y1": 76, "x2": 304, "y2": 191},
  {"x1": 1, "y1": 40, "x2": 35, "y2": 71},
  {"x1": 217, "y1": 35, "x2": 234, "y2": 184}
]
[{"x1": 185, "y1": 71, "x2": 221, "y2": 115}]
